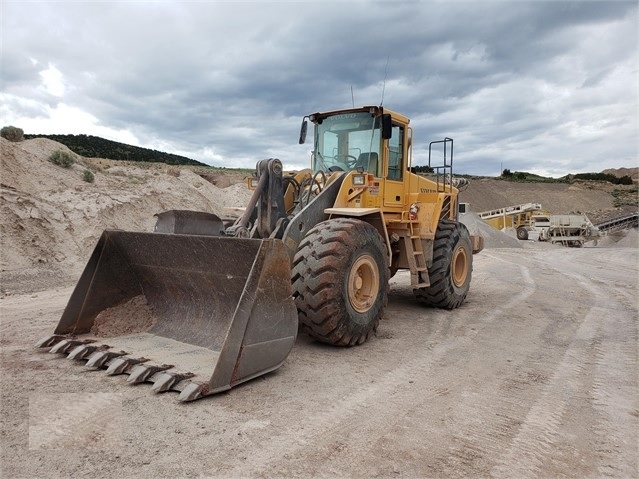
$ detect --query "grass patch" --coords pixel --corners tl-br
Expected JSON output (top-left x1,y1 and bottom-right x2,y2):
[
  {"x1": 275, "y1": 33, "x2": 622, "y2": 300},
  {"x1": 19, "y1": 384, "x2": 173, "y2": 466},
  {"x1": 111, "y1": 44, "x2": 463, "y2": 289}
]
[
  {"x1": 49, "y1": 150, "x2": 75, "y2": 168},
  {"x1": 611, "y1": 185, "x2": 638, "y2": 207},
  {"x1": 83, "y1": 170, "x2": 95, "y2": 183}
]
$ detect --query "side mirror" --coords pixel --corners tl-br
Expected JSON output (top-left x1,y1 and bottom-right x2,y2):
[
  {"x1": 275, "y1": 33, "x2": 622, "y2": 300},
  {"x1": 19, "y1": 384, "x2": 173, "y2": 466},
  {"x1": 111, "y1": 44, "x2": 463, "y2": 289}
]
[
  {"x1": 381, "y1": 114, "x2": 392, "y2": 139},
  {"x1": 299, "y1": 119, "x2": 308, "y2": 144}
]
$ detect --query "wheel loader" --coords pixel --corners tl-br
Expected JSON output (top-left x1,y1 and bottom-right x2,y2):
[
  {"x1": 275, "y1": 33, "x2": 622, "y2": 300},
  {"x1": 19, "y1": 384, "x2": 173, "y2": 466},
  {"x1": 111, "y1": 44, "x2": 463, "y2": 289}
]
[{"x1": 36, "y1": 105, "x2": 484, "y2": 401}]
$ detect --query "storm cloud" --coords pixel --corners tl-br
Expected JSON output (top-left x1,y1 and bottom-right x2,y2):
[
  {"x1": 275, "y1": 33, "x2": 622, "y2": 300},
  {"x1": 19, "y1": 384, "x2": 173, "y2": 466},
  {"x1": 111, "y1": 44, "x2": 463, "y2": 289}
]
[{"x1": 2, "y1": 0, "x2": 637, "y2": 176}]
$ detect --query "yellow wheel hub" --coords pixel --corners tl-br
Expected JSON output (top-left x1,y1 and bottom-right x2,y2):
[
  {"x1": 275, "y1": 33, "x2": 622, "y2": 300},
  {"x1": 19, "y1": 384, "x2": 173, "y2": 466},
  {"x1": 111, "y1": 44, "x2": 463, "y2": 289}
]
[
  {"x1": 452, "y1": 245, "x2": 469, "y2": 288},
  {"x1": 348, "y1": 255, "x2": 379, "y2": 313}
]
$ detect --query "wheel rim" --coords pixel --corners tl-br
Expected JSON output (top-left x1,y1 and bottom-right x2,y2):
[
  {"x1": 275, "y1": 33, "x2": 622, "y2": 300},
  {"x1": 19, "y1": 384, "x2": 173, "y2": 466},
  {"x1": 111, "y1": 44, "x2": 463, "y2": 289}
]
[
  {"x1": 451, "y1": 246, "x2": 468, "y2": 288},
  {"x1": 347, "y1": 254, "x2": 379, "y2": 313}
]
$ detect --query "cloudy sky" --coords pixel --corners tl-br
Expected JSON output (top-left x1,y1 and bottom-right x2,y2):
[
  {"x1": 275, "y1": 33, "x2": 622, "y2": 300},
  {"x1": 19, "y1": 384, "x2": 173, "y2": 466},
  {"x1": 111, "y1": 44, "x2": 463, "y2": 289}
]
[{"x1": 2, "y1": 1, "x2": 637, "y2": 177}]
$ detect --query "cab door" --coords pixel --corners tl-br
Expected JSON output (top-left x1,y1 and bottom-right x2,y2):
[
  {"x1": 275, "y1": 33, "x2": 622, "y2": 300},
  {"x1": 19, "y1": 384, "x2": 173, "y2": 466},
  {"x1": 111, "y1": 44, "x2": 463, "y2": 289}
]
[{"x1": 384, "y1": 123, "x2": 406, "y2": 208}]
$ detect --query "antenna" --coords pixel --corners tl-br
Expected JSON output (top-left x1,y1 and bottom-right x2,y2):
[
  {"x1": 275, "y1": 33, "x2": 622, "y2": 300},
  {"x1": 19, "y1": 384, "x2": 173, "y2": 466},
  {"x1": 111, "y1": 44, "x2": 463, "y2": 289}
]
[
  {"x1": 380, "y1": 55, "x2": 390, "y2": 106},
  {"x1": 351, "y1": 85, "x2": 355, "y2": 108}
]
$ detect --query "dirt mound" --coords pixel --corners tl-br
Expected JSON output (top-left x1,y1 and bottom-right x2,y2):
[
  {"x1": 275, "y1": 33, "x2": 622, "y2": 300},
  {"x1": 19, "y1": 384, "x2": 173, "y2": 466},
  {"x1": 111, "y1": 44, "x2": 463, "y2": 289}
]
[
  {"x1": 457, "y1": 175, "x2": 637, "y2": 248},
  {"x1": 459, "y1": 212, "x2": 522, "y2": 249},
  {"x1": 458, "y1": 177, "x2": 635, "y2": 220},
  {"x1": 594, "y1": 228, "x2": 639, "y2": 248},
  {"x1": 90, "y1": 296, "x2": 157, "y2": 338},
  {"x1": 0, "y1": 138, "x2": 252, "y2": 291}
]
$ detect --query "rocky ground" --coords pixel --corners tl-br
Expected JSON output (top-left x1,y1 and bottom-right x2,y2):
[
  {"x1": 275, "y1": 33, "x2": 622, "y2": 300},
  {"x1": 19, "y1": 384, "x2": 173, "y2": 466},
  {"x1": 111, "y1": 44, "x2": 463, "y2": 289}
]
[{"x1": 1, "y1": 138, "x2": 637, "y2": 478}]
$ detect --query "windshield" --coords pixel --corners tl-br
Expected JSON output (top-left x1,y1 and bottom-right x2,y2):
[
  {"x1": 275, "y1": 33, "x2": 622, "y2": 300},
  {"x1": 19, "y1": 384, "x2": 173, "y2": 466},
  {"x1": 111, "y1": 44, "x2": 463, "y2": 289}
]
[{"x1": 312, "y1": 112, "x2": 381, "y2": 176}]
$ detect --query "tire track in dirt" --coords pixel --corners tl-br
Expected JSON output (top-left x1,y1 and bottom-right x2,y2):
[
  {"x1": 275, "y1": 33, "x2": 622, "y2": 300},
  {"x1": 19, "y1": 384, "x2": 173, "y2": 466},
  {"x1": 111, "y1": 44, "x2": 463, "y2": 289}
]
[
  {"x1": 226, "y1": 254, "x2": 537, "y2": 477},
  {"x1": 490, "y1": 304, "x2": 602, "y2": 478},
  {"x1": 549, "y1": 247, "x2": 638, "y2": 476},
  {"x1": 491, "y1": 259, "x2": 638, "y2": 479},
  {"x1": 566, "y1": 258, "x2": 639, "y2": 456},
  {"x1": 400, "y1": 250, "x2": 598, "y2": 477},
  {"x1": 591, "y1": 316, "x2": 638, "y2": 478},
  {"x1": 576, "y1": 269, "x2": 639, "y2": 479},
  {"x1": 253, "y1": 248, "x2": 636, "y2": 478}
]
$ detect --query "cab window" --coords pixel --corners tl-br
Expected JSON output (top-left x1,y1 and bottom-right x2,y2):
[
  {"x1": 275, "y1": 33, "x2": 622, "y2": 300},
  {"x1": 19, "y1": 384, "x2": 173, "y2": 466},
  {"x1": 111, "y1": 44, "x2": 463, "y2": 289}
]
[{"x1": 388, "y1": 124, "x2": 404, "y2": 180}]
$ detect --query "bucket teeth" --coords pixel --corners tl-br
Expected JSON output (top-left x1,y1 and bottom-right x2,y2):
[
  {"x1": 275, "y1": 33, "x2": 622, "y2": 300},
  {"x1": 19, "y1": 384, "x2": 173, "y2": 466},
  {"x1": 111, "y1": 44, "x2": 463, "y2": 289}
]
[
  {"x1": 67, "y1": 344, "x2": 107, "y2": 360},
  {"x1": 35, "y1": 335, "x2": 66, "y2": 349},
  {"x1": 85, "y1": 350, "x2": 126, "y2": 368},
  {"x1": 178, "y1": 382, "x2": 207, "y2": 402},
  {"x1": 49, "y1": 338, "x2": 95, "y2": 354},
  {"x1": 127, "y1": 364, "x2": 173, "y2": 384},
  {"x1": 105, "y1": 357, "x2": 148, "y2": 376},
  {"x1": 151, "y1": 372, "x2": 195, "y2": 393}
]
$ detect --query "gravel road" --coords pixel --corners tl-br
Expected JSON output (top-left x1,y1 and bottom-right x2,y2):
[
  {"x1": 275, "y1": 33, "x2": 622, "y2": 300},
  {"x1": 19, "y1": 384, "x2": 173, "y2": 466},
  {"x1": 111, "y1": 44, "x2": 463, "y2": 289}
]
[{"x1": 1, "y1": 242, "x2": 637, "y2": 478}]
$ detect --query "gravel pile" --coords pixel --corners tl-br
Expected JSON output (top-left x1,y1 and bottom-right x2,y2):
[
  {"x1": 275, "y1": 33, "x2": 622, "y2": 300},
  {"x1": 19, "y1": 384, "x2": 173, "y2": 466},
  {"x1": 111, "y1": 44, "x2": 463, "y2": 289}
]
[{"x1": 459, "y1": 212, "x2": 523, "y2": 249}]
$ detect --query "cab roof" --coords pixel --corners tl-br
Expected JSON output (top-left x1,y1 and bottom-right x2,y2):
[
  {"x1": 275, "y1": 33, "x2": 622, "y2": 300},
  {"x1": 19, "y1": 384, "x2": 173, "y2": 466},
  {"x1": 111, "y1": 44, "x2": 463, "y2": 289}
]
[{"x1": 308, "y1": 106, "x2": 410, "y2": 125}]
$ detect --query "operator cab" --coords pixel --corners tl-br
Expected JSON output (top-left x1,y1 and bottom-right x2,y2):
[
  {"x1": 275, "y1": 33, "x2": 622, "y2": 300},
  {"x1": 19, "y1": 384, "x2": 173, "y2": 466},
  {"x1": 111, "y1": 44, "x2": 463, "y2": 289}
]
[{"x1": 300, "y1": 107, "x2": 392, "y2": 177}]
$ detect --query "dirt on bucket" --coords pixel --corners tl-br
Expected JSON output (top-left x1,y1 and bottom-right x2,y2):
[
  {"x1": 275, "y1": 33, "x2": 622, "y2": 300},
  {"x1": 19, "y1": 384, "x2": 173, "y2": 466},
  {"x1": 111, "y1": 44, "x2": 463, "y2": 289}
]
[{"x1": 90, "y1": 295, "x2": 157, "y2": 337}]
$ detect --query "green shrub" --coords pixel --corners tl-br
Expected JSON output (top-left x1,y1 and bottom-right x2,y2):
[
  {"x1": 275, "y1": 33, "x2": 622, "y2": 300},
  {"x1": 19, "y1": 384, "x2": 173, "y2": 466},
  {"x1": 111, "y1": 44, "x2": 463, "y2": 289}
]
[
  {"x1": 573, "y1": 172, "x2": 634, "y2": 185},
  {"x1": 618, "y1": 175, "x2": 634, "y2": 185},
  {"x1": 1, "y1": 126, "x2": 25, "y2": 142},
  {"x1": 611, "y1": 185, "x2": 638, "y2": 207},
  {"x1": 412, "y1": 165, "x2": 435, "y2": 174},
  {"x1": 83, "y1": 169, "x2": 95, "y2": 183},
  {"x1": 49, "y1": 149, "x2": 75, "y2": 168}
]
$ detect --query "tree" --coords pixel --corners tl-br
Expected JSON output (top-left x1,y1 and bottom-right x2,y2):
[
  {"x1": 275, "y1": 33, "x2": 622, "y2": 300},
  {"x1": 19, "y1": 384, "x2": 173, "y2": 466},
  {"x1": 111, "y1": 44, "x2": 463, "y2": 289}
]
[{"x1": 618, "y1": 175, "x2": 634, "y2": 185}]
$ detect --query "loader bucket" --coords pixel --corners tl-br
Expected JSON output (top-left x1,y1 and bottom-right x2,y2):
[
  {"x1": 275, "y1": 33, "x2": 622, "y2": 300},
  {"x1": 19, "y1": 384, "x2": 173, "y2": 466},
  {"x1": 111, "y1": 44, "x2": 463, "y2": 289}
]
[{"x1": 36, "y1": 230, "x2": 298, "y2": 401}]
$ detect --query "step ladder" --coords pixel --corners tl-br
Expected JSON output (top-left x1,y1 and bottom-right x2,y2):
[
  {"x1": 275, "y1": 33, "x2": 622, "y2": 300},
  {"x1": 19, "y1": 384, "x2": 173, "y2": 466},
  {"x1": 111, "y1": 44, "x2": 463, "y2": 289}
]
[{"x1": 403, "y1": 234, "x2": 429, "y2": 288}]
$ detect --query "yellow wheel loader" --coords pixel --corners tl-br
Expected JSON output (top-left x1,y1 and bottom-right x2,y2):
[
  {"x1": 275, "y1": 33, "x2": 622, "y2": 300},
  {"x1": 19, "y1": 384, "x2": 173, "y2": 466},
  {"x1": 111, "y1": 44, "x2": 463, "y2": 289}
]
[{"x1": 36, "y1": 106, "x2": 484, "y2": 401}]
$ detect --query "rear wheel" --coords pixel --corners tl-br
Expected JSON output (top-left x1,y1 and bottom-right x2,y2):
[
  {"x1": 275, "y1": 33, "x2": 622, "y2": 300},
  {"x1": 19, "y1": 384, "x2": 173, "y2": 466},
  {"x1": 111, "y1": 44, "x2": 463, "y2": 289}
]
[
  {"x1": 292, "y1": 218, "x2": 389, "y2": 346},
  {"x1": 414, "y1": 220, "x2": 472, "y2": 309},
  {"x1": 516, "y1": 226, "x2": 529, "y2": 240}
]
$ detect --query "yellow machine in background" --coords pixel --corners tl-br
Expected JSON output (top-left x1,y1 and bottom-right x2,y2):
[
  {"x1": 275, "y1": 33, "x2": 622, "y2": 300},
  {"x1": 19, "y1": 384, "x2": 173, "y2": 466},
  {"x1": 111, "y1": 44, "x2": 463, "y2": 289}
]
[
  {"x1": 477, "y1": 202, "x2": 550, "y2": 240},
  {"x1": 37, "y1": 105, "x2": 483, "y2": 401}
]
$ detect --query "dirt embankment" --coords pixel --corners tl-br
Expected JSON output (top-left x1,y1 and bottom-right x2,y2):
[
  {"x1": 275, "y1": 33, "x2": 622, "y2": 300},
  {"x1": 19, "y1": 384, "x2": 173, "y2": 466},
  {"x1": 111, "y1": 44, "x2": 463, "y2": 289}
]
[
  {"x1": 0, "y1": 138, "x2": 252, "y2": 294},
  {"x1": 458, "y1": 176, "x2": 637, "y2": 224}
]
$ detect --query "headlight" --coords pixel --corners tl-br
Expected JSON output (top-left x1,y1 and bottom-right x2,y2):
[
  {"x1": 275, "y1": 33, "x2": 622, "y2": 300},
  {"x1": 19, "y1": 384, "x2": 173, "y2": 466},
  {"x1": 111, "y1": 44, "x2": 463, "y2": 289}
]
[
  {"x1": 352, "y1": 174, "x2": 366, "y2": 186},
  {"x1": 247, "y1": 177, "x2": 259, "y2": 189}
]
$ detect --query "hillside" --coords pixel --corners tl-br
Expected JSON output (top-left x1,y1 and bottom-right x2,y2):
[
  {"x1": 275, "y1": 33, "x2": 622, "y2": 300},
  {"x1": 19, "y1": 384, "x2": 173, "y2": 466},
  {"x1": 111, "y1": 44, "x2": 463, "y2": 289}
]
[
  {"x1": 602, "y1": 166, "x2": 639, "y2": 181},
  {"x1": 23, "y1": 133, "x2": 207, "y2": 166},
  {"x1": 458, "y1": 176, "x2": 637, "y2": 225}
]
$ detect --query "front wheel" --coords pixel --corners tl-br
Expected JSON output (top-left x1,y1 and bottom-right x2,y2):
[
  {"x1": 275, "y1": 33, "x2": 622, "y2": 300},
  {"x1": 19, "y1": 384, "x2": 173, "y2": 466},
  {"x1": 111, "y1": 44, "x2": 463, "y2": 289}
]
[
  {"x1": 291, "y1": 218, "x2": 389, "y2": 346},
  {"x1": 414, "y1": 220, "x2": 472, "y2": 309}
]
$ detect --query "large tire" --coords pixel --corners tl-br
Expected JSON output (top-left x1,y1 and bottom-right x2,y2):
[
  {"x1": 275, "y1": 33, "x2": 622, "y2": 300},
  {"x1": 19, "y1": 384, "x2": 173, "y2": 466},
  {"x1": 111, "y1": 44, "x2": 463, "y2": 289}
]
[
  {"x1": 291, "y1": 218, "x2": 389, "y2": 346},
  {"x1": 516, "y1": 226, "x2": 529, "y2": 240},
  {"x1": 414, "y1": 220, "x2": 472, "y2": 309}
]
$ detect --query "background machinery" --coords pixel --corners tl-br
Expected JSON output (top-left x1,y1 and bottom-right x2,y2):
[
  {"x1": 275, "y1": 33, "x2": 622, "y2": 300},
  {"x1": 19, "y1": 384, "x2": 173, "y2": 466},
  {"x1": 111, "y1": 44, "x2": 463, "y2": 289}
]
[
  {"x1": 529, "y1": 213, "x2": 600, "y2": 246},
  {"x1": 477, "y1": 202, "x2": 548, "y2": 240},
  {"x1": 37, "y1": 105, "x2": 483, "y2": 401},
  {"x1": 476, "y1": 202, "x2": 600, "y2": 246}
]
